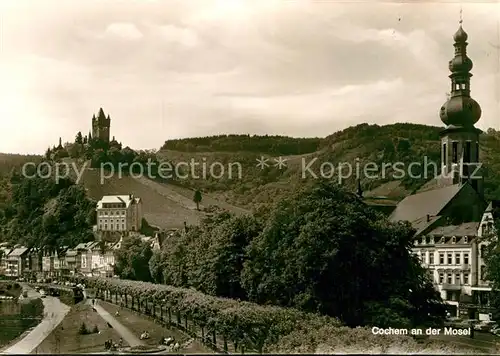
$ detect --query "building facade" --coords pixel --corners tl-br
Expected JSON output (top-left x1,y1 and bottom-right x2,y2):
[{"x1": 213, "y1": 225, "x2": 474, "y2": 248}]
[
  {"x1": 96, "y1": 194, "x2": 143, "y2": 233},
  {"x1": 5, "y1": 248, "x2": 29, "y2": 278}
]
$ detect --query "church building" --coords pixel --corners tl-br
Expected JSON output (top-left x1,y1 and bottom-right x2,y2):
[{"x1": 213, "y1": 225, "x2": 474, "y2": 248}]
[{"x1": 389, "y1": 23, "x2": 494, "y2": 320}]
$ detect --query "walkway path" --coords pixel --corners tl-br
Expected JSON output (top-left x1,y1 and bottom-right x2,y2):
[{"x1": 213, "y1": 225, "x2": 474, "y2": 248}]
[
  {"x1": 2, "y1": 288, "x2": 70, "y2": 354},
  {"x1": 87, "y1": 299, "x2": 144, "y2": 348}
]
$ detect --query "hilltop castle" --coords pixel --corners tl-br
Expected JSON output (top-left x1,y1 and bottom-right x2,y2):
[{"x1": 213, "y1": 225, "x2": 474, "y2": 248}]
[{"x1": 92, "y1": 108, "x2": 111, "y2": 143}]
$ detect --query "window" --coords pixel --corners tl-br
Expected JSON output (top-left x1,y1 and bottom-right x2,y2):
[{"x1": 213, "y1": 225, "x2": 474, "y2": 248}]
[
  {"x1": 104, "y1": 224, "x2": 107, "y2": 230},
  {"x1": 110, "y1": 224, "x2": 113, "y2": 230},
  {"x1": 447, "y1": 253, "x2": 453, "y2": 264},
  {"x1": 439, "y1": 273, "x2": 444, "y2": 284},
  {"x1": 447, "y1": 273, "x2": 452, "y2": 284},
  {"x1": 452, "y1": 142, "x2": 458, "y2": 163},
  {"x1": 481, "y1": 245, "x2": 486, "y2": 257},
  {"x1": 464, "y1": 237, "x2": 469, "y2": 243},
  {"x1": 429, "y1": 252, "x2": 434, "y2": 265},
  {"x1": 455, "y1": 253, "x2": 461, "y2": 264},
  {"x1": 455, "y1": 273, "x2": 461, "y2": 284},
  {"x1": 110, "y1": 211, "x2": 114, "y2": 215},
  {"x1": 99, "y1": 224, "x2": 102, "y2": 230},
  {"x1": 481, "y1": 265, "x2": 486, "y2": 280},
  {"x1": 442, "y1": 143, "x2": 447, "y2": 166},
  {"x1": 122, "y1": 224, "x2": 125, "y2": 230},
  {"x1": 464, "y1": 273, "x2": 469, "y2": 284},
  {"x1": 464, "y1": 253, "x2": 469, "y2": 265},
  {"x1": 465, "y1": 141, "x2": 471, "y2": 163},
  {"x1": 451, "y1": 236, "x2": 456, "y2": 243}
]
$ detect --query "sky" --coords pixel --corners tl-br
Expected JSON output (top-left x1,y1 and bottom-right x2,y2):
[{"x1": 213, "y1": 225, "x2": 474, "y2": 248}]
[{"x1": 0, "y1": 0, "x2": 500, "y2": 154}]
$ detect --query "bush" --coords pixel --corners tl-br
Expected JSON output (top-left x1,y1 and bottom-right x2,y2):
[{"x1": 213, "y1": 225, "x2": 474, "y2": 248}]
[
  {"x1": 92, "y1": 325, "x2": 99, "y2": 334},
  {"x1": 78, "y1": 322, "x2": 89, "y2": 335}
]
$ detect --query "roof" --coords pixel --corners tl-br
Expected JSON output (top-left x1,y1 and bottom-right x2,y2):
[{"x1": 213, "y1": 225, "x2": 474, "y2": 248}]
[
  {"x1": 389, "y1": 184, "x2": 462, "y2": 223},
  {"x1": 429, "y1": 222, "x2": 480, "y2": 237},
  {"x1": 485, "y1": 200, "x2": 500, "y2": 213},
  {"x1": 411, "y1": 215, "x2": 443, "y2": 237},
  {"x1": 74, "y1": 241, "x2": 95, "y2": 250},
  {"x1": 97, "y1": 195, "x2": 140, "y2": 209},
  {"x1": 8, "y1": 247, "x2": 29, "y2": 257}
]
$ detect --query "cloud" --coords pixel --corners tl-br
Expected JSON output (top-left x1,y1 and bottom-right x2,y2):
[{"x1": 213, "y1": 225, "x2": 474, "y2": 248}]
[{"x1": 156, "y1": 25, "x2": 200, "y2": 47}]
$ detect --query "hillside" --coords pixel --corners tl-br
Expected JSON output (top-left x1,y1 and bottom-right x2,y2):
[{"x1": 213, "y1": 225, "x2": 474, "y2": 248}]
[
  {"x1": 2, "y1": 122, "x2": 500, "y2": 228},
  {"x1": 76, "y1": 164, "x2": 249, "y2": 229},
  {"x1": 158, "y1": 123, "x2": 500, "y2": 209}
]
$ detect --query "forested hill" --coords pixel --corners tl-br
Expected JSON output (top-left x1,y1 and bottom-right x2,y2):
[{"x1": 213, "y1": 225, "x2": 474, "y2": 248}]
[
  {"x1": 161, "y1": 134, "x2": 322, "y2": 155},
  {"x1": 159, "y1": 123, "x2": 500, "y2": 209}
]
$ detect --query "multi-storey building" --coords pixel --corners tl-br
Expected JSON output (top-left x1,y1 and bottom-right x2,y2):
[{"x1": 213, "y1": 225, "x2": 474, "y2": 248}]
[
  {"x1": 64, "y1": 248, "x2": 81, "y2": 274},
  {"x1": 96, "y1": 194, "x2": 143, "y2": 233},
  {"x1": 5, "y1": 247, "x2": 30, "y2": 278},
  {"x1": 0, "y1": 244, "x2": 12, "y2": 275},
  {"x1": 412, "y1": 218, "x2": 494, "y2": 319}
]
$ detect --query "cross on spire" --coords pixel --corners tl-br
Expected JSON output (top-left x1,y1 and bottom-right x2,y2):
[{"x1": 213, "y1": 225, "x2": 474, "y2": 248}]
[{"x1": 459, "y1": 6, "x2": 463, "y2": 25}]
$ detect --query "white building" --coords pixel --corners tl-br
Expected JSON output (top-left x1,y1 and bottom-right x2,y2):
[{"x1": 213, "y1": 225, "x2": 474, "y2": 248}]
[
  {"x1": 96, "y1": 194, "x2": 143, "y2": 233},
  {"x1": 412, "y1": 206, "x2": 495, "y2": 320}
]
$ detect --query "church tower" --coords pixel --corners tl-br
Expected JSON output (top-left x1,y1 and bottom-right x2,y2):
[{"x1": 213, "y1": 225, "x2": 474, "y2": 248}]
[
  {"x1": 91, "y1": 108, "x2": 111, "y2": 143},
  {"x1": 438, "y1": 20, "x2": 483, "y2": 196}
]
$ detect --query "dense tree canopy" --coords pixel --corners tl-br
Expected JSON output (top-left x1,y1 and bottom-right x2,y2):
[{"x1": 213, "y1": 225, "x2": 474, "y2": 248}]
[
  {"x1": 114, "y1": 235, "x2": 153, "y2": 282},
  {"x1": 240, "y1": 180, "x2": 444, "y2": 327},
  {"x1": 149, "y1": 180, "x2": 445, "y2": 328},
  {"x1": 0, "y1": 165, "x2": 96, "y2": 249}
]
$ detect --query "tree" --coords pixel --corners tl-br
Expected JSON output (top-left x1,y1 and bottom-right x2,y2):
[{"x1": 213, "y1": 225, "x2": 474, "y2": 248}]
[
  {"x1": 240, "y1": 180, "x2": 444, "y2": 327},
  {"x1": 75, "y1": 132, "x2": 83, "y2": 145},
  {"x1": 193, "y1": 190, "x2": 202, "y2": 210},
  {"x1": 114, "y1": 236, "x2": 153, "y2": 281},
  {"x1": 481, "y1": 205, "x2": 500, "y2": 319}
]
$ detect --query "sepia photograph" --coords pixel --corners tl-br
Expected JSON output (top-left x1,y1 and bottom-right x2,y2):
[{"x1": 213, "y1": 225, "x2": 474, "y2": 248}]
[{"x1": 1, "y1": 0, "x2": 500, "y2": 354}]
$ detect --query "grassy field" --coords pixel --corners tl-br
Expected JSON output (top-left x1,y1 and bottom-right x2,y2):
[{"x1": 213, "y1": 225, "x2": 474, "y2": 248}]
[
  {"x1": 33, "y1": 302, "x2": 126, "y2": 354},
  {"x1": 77, "y1": 165, "x2": 249, "y2": 229}
]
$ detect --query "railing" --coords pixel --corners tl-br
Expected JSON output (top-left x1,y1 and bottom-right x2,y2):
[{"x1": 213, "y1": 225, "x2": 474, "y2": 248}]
[{"x1": 461, "y1": 264, "x2": 471, "y2": 270}]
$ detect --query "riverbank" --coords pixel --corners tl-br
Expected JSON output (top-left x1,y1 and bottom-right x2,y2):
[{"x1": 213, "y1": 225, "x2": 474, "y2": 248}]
[
  {"x1": 1, "y1": 285, "x2": 69, "y2": 354},
  {"x1": 0, "y1": 284, "x2": 44, "y2": 350}
]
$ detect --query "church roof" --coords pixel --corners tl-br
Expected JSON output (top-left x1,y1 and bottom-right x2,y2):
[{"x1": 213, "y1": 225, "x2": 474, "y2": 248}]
[{"x1": 389, "y1": 184, "x2": 462, "y2": 223}]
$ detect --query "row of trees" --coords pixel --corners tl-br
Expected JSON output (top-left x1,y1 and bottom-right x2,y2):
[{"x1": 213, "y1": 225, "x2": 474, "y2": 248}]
[
  {"x1": 115, "y1": 180, "x2": 445, "y2": 329},
  {"x1": 161, "y1": 134, "x2": 322, "y2": 155}
]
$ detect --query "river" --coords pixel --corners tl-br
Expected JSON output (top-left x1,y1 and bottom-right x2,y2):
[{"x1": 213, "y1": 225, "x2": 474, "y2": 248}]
[{"x1": 0, "y1": 299, "x2": 44, "y2": 347}]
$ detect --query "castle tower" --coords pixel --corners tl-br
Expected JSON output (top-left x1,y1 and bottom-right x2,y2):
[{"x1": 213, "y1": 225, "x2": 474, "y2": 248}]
[
  {"x1": 91, "y1": 108, "x2": 111, "y2": 143},
  {"x1": 438, "y1": 20, "x2": 483, "y2": 196}
]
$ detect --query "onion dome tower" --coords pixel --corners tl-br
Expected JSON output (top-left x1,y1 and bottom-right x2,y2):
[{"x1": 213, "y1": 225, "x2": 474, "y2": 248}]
[{"x1": 438, "y1": 16, "x2": 483, "y2": 196}]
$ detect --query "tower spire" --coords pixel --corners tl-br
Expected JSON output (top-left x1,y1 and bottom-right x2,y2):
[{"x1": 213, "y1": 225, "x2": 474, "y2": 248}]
[
  {"x1": 439, "y1": 20, "x2": 481, "y2": 128},
  {"x1": 438, "y1": 21, "x2": 483, "y2": 196}
]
